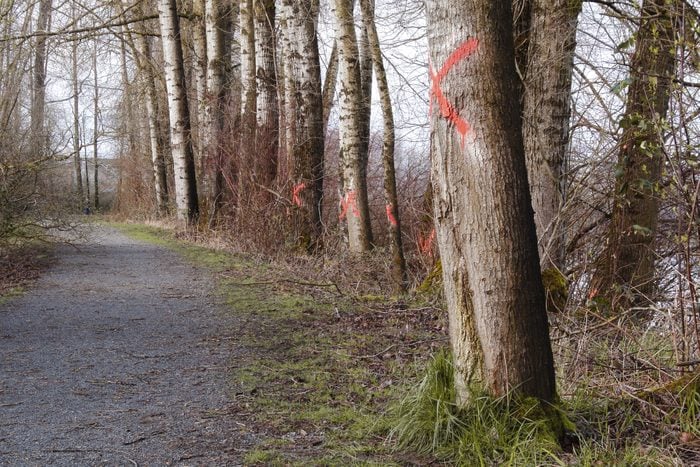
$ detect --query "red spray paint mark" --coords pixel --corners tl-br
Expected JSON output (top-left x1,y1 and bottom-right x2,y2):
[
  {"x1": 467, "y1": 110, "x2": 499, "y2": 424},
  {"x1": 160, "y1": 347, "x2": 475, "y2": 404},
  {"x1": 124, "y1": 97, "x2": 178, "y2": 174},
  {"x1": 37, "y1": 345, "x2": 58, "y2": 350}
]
[
  {"x1": 386, "y1": 204, "x2": 398, "y2": 227},
  {"x1": 429, "y1": 38, "x2": 479, "y2": 148},
  {"x1": 292, "y1": 182, "x2": 306, "y2": 207},
  {"x1": 418, "y1": 228, "x2": 436, "y2": 256},
  {"x1": 339, "y1": 191, "x2": 360, "y2": 220}
]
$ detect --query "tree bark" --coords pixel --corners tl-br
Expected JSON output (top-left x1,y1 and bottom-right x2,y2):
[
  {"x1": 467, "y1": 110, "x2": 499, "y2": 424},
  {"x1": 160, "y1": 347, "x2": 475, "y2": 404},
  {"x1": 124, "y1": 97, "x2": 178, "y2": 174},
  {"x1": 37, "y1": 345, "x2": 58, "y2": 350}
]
[
  {"x1": 254, "y1": 0, "x2": 278, "y2": 188},
  {"x1": 279, "y1": 0, "x2": 325, "y2": 250},
  {"x1": 521, "y1": 0, "x2": 581, "y2": 271},
  {"x1": 157, "y1": 0, "x2": 200, "y2": 224},
  {"x1": 360, "y1": 0, "x2": 407, "y2": 291},
  {"x1": 191, "y1": 0, "x2": 208, "y2": 162},
  {"x1": 30, "y1": 0, "x2": 51, "y2": 160},
  {"x1": 204, "y1": 0, "x2": 228, "y2": 218},
  {"x1": 239, "y1": 0, "x2": 257, "y2": 202},
  {"x1": 71, "y1": 0, "x2": 83, "y2": 204},
  {"x1": 135, "y1": 31, "x2": 170, "y2": 215},
  {"x1": 592, "y1": 0, "x2": 678, "y2": 313},
  {"x1": 334, "y1": 0, "x2": 372, "y2": 252},
  {"x1": 425, "y1": 0, "x2": 556, "y2": 404},
  {"x1": 92, "y1": 38, "x2": 99, "y2": 210},
  {"x1": 322, "y1": 40, "x2": 339, "y2": 135}
]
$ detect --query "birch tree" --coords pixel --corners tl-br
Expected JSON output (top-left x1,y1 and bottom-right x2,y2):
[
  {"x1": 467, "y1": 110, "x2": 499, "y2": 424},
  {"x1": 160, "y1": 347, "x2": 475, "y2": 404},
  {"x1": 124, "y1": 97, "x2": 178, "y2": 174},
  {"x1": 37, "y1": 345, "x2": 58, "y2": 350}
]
[
  {"x1": 157, "y1": 0, "x2": 200, "y2": 223},
  {"x1": 71, "y1": 0, "x2": 84, "y2": 203},
  {"x1": 254, "y1": 0, "x2": 278, "y2": 189},
  {"x1": 279, "y1": 0, "x2": 324, "y2": 250},
  {"x1": 92, "y1": 38, "x2": 99, "y2": 210},
  {"x1": 134, "y1": 29, "x2": 170, "y2": 215},
  {"x1": 425, "y1": 0, "x2": 557, "y2": 409},
  {"x1": 334, "y1": 0, "x2": 372, "y2": 252},
  {"x1": 191, "y1": 0, "x2": 208, "y2": 161},
  {"x1": 359, "y1": 0, "x2": 407, "y2": 290},
  {"x1": 239, "y1": 0, "x2": 257, "y2": 201},
  {"x1": 203, "y1": 0, "x2": 228, "y2": 216},
  {"x1": 30, "y1": 0, "x2": 52, "y2": 160}
]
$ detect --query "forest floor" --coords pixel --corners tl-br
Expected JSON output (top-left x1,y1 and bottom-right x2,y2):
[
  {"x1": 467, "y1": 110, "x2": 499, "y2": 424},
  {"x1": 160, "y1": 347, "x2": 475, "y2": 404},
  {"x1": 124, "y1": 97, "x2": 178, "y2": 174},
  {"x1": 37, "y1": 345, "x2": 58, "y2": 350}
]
[{"x1": 0, "y1": 223, "x2": 444, "y2": 465}]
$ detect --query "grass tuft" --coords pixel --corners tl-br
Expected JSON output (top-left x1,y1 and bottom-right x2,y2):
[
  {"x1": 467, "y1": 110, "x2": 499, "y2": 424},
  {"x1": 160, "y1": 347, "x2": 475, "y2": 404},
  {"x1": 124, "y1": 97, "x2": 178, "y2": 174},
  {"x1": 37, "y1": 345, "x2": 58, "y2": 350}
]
[{"x1": 390, "y1": 350, "x2": 564, "y2": 465}]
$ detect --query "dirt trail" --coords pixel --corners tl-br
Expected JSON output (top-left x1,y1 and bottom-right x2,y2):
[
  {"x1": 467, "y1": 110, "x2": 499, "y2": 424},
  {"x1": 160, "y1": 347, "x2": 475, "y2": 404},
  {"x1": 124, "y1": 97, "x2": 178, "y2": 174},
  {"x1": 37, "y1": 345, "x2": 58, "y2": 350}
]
[{"x1": 0, "y1": 225, "x2": 250, "y2": 465}]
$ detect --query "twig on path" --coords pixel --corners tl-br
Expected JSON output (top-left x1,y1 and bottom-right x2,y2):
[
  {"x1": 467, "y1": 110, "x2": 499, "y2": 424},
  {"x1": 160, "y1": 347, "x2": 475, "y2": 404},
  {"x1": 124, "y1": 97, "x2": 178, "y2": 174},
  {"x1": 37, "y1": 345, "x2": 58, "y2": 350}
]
[
  {"x1": 123, "y1": 436, "x2": 146, "y2": 446},
  {"x1": 0, "y1": 403, "x2": 22, "y2": 408},
  {"x1": 47, "y1": 448, "x2": 100, "y2": 453}
]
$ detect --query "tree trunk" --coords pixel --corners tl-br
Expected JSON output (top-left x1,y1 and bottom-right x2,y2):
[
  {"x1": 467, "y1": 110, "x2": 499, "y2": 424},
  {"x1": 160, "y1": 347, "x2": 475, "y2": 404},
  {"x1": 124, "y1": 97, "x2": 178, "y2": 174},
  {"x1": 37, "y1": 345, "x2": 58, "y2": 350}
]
[
  {"x1": 334, "y1": 0, "x2": 372, "y2": 252},
  {"x1": 204, "y1": 0, "x2": 228, "y2": 219},
  {"x1": 30, "y1": 0, "x2": 51, "y2": 160},
  {"x1": 92, "y1": 38, "x2": 99, "y2": 210},
  {"x1": 360, "y1": 0, "x2": 407, "y2": 291},
  {"x1": 322, "y1": 40, "x2": 339, "y2": 135},
  {"x1": 592, "y1": 0, "x2": 677, "y2": 313},
  {"x1": 521, "y1": 0, "x2": 581, "y2": 271},
  {"x1": 136, "y1": 32, "x2": 170, "y2": 215},
  {"x1": 425, "y1": 0, "x2": 557, "y2": 405},
  {"x1": 239, "y1": 0, "x2": 257, "y2": 203},
  {"x1": 191, "y1": 0, "x2": 208, "y2": 162},
  {"x1": 71, "y1": 0, "x2": 83, "y2": 204},
  {"x1": 254, "y1": 0, "x2": 278, "y2": 188},
  {"x1": 157, "y1": 0, "x2": 200, "y2": 224},
  {"x1": 279, "y1": 0, "x2": 325, "y2": 250}
]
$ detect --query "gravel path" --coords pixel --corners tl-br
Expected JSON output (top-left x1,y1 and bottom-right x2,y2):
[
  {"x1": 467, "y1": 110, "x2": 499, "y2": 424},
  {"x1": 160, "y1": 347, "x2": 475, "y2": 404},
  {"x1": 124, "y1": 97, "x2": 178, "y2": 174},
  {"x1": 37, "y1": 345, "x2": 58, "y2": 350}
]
[{"x1": 0, "y1": 225, "x2": 250, "y2": 465}]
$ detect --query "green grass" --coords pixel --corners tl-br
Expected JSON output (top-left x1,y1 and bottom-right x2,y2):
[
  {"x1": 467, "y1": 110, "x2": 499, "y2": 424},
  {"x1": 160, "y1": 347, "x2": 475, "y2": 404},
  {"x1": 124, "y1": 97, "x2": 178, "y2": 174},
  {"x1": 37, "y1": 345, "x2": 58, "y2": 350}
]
[{"x1": 390, "y1": 350, "x2": 565, "y2": 466}]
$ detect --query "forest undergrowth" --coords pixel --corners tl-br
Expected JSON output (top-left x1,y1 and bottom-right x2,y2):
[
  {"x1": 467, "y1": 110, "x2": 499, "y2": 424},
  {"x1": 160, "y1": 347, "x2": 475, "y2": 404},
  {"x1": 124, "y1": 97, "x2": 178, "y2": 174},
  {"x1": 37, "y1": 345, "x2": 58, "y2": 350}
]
[{"x1": 3, "y1": 219, "x2": 698, "y2": 465}]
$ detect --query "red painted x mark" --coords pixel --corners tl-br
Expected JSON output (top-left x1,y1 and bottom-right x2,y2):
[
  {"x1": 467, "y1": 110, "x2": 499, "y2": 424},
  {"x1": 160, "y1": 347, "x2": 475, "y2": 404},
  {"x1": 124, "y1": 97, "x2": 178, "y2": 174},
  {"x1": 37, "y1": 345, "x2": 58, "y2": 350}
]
[
  {"x1": 339, "y1": 191, "x2": 360, "y2": 220},
  {"x1": 429, "y1": 38, "x2": 479, "y2": 148},
  {"x1": 292, "y1": 182, "x2": 306, "y2": 207}
]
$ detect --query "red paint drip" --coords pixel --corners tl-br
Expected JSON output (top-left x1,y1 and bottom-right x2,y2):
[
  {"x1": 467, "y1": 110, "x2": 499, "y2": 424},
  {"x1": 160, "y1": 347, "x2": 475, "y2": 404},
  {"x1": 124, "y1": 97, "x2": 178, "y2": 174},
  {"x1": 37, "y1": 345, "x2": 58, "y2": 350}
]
[
  {"x1": 429, "y1": 38, "x2": 479, "y2": 148},
  {"x1": 292, "y1": 182, "x2": 306, "y2": 207},
  {"x1": 339, "y1": 191, "x2": 360, "y2": 220},
  {"x1": 386, "y1": 204, "x2": 398, "y2": 227}
]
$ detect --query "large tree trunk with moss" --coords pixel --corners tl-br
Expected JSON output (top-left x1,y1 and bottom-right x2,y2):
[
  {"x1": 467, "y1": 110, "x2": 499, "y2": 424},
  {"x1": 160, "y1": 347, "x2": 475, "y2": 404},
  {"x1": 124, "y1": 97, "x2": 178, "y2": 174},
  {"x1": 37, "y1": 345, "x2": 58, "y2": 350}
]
[
  {"x1": 360, "y1": 0, "x2": 406, "y2": 291},
  {"x1": 157, "y1": 0, "x2": 200, "y2": 224},
  {"x1": 334, "y1": 0, "x2": 373, "y2": 252},
  {"x1": 425, "y1": 0, "x2": 557, "y2": 405},
  {"x1": 521, "y1": 0, "x2": 581, "y2": 271},
  {"x1": 592, "y1": 0, "x2": 677, "y2": 313},
  {"x1": 279, "y1": 0, "x2": 324, "y2": 250}
]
